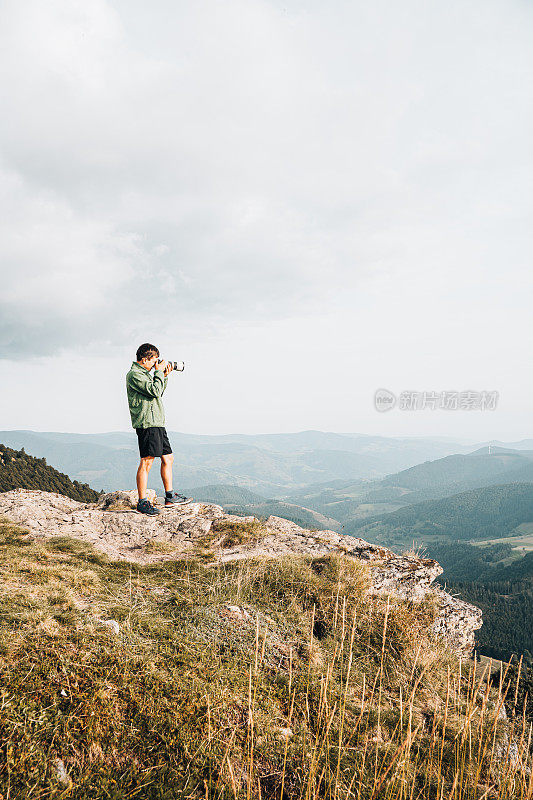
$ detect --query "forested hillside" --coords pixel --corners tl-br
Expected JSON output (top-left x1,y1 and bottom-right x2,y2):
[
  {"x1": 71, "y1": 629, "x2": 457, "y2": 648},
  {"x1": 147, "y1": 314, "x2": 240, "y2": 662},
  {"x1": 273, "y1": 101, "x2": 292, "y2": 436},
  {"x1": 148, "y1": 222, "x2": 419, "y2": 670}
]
[
  {"x1": 380, "y1": 447, "x2": 533, "y2": 495},
  {"x1": 430, "y1": 541, "x2": 516, "y2": 582},
  {"x1": 0, "y1": 444, "x2": 100, "y2": 503},
  {"x1": 428, "y1": 542, "x2": 533, "y2": 662},
  {"x1": 346, "y1": 483, "x2": 533, "y2": 543},
  {"x1": 446, "y1": 579, "x2": 533, "y2": 663}
]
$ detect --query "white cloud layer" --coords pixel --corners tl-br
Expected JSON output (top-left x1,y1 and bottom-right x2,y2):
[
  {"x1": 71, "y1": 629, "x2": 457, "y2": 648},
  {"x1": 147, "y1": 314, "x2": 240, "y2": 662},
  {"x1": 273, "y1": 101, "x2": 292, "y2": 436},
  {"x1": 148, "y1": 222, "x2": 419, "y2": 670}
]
[{"x1": 0, "y1": 0, "x2": 531, "y2": 435}]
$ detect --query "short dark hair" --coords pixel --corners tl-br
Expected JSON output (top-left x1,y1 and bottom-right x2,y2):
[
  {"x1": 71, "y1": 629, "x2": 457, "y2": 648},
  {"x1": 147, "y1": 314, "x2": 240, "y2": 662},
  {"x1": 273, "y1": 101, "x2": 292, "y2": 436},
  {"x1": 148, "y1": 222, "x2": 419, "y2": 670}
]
[{"x1": 136, "y1": 343, "x2": 160, "y2": 362}]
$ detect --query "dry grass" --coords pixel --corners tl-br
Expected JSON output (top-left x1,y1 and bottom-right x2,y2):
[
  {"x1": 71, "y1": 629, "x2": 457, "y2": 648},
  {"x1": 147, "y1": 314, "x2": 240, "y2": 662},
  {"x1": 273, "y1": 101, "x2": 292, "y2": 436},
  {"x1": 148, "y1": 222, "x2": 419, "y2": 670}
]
[
  {"x1": 144, "y1": 537, "x2": 181, "y2": 554},
  {"x1": 197, "y1": 518, "x2": 268, "y2": 549},
  {"x1": 0, "y1": 516, "x2": 531, "y2": 799},
  {"x1": 98, "y1": 501, "x2": 136, "y2": 512}
]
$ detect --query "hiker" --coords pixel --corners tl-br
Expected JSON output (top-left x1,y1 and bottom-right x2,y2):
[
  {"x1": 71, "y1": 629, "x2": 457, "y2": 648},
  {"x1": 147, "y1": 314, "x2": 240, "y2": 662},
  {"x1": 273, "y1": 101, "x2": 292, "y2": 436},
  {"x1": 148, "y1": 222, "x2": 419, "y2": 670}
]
[{"x1": 126, "y1": 343, "x2": 190, "y2": 515}]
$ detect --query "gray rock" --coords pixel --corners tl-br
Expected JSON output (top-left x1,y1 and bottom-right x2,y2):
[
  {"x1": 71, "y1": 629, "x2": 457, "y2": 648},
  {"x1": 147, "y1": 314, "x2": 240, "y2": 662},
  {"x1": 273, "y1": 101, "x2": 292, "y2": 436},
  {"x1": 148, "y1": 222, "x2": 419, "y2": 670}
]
[
  {"x1": 99, "y1": 619, "x2": 120, "y2": 635},
  {"x1": 97, "y1": 489, "x2": 157, "y2": 509},
  {"x1": 52, "y1": 758, "x2": 71, "y2": 786},
  {"x1": 225, "y1": 604, "x2": 251, "y2": 619}
]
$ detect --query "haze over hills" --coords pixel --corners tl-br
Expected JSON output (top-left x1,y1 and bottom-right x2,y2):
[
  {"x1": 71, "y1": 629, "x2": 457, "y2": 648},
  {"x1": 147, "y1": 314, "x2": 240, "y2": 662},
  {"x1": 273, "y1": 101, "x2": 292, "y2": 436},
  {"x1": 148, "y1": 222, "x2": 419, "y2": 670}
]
[
  {"x1": 1, "y1": 430, "x2": 531, "y2": 538},
  {"x1": 0, "y1": 431, "x2": 387, "y2": 494},
  {"x1": 279, "y1": 446, "x2": 533, "y2": 527},
  {"x1": 0, "y1": 429, "x2": 528, "y2": 495}
]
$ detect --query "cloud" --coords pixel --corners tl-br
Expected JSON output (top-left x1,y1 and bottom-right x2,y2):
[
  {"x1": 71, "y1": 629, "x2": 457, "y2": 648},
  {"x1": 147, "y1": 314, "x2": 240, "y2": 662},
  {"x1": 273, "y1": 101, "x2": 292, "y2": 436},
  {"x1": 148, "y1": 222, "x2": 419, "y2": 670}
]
[{"x1": 0, "y1": 0, "x2": 532, "y2": 357}]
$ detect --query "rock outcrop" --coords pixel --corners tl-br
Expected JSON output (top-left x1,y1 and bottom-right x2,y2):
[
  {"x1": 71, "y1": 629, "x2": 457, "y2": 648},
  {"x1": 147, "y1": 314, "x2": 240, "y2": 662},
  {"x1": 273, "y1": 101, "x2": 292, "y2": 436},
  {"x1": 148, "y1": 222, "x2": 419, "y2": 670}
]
[{"x1": 0, "y1": 488, "x2": 483, "y2": 658}]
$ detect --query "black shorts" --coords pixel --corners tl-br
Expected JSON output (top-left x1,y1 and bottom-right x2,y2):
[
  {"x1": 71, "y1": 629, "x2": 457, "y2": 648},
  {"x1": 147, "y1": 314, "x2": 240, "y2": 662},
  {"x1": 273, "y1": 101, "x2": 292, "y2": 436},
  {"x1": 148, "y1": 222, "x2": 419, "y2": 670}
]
[{"x1": 136, "y1": 427, "x2": 173, "y2": 458}]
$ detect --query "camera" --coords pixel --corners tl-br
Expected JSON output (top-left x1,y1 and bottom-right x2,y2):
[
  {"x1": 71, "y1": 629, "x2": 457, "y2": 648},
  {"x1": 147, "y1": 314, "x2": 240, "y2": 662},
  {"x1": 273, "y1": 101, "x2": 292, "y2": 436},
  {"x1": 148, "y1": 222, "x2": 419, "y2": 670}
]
[{"x1": 157, "y1": 358, "x2": 185, "y2": 372}]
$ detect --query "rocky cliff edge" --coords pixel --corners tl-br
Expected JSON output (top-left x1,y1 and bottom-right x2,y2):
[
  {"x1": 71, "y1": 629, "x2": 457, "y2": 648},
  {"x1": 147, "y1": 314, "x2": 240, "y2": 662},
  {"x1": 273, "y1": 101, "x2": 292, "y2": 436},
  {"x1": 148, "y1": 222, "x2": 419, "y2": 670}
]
[{"x1": 0, "y1": 488, "x2": 482, "y2": 658}]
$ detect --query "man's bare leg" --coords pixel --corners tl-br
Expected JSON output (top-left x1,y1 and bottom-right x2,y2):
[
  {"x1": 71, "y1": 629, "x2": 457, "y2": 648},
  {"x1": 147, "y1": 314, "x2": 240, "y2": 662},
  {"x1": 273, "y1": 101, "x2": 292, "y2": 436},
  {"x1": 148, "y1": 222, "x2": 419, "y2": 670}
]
[
  {"x1": 161, "y1": 453, "x2": 174, "y2": 493},
  {"x1": 136, "y1": 457, "x2": 154, "y2": 499}
]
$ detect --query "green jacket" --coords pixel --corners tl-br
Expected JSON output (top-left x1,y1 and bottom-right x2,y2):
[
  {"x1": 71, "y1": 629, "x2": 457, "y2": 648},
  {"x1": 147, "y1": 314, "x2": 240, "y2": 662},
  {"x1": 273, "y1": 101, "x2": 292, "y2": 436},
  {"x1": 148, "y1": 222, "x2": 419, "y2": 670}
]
[{"x1": 126, "y1": 361, "x2": 169, "y2": 429}]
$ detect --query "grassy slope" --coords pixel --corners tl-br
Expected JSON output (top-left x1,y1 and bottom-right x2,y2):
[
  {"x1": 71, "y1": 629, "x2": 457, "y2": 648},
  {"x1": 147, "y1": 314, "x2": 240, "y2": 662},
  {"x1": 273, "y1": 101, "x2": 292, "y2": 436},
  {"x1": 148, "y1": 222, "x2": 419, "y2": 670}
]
[{"x1": 0, "y1": 517, "x2": 530, "y2": 799}]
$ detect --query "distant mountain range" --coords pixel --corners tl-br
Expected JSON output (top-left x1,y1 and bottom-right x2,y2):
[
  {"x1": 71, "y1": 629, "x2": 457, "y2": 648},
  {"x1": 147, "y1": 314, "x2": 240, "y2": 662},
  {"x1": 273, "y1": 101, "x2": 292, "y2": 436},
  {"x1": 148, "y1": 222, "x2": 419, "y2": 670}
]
[
  {"x1": 380, "y1": 447, "x2": 533, "y2": 496},
  {"x1": 1, "y1": 429, "x2": 530, "y2": 495},
  {"x1": 280, "y1": 446, "x2": 533, "y2": 529}
]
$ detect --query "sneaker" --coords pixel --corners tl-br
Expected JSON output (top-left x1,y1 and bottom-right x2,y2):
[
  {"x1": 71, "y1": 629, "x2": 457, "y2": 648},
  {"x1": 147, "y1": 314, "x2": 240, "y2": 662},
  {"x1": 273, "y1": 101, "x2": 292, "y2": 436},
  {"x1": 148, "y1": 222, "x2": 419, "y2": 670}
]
[
  {"x1": 136, "y1": 498, "x2": 160, "y2": 515},
  {"x1": 165, "y1": 491, "x2": 192, "y2": 507}
]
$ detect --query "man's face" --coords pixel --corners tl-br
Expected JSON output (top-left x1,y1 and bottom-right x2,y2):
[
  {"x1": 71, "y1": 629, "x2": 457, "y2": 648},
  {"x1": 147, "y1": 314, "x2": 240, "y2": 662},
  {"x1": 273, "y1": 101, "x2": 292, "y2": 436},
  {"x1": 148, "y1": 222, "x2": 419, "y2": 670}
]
[{"x1": 142, "y1": 352, "x2": 159, "y2": 370}]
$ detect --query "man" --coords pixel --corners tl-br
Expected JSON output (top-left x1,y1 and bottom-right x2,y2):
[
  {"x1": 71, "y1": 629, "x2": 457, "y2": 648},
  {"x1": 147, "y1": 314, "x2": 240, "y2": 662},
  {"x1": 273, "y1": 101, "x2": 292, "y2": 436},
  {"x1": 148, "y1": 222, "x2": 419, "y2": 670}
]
[{"x1": 126, "y1": 342, "x2": 190, "y2": 515}]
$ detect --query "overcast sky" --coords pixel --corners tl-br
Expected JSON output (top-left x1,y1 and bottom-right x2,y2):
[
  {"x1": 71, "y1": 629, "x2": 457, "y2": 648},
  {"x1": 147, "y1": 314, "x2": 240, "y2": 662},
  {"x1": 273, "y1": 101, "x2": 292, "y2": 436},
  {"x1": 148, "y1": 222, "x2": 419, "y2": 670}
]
[{"x1": 0, "y1": 0, "x2": 531, "y2": 439}]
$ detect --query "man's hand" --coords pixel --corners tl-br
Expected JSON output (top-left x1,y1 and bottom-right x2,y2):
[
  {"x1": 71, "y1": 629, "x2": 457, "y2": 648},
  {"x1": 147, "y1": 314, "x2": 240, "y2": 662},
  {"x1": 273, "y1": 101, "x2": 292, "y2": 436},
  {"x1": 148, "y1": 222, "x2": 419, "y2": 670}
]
[
  {"x1": 163, "y1": 362, "x2": 173, "y2": 377},
  {"x1": 155, "y1": 359, "x2": 167, "y2": 372}
]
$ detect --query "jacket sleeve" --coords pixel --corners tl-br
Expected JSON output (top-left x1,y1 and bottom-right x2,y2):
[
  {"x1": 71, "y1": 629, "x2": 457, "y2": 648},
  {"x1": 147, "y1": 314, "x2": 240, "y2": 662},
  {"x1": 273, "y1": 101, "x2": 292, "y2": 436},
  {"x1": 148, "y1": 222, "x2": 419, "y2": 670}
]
[{"x1": 127, "y1": 369, "x2": 166, "y2": 399}]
